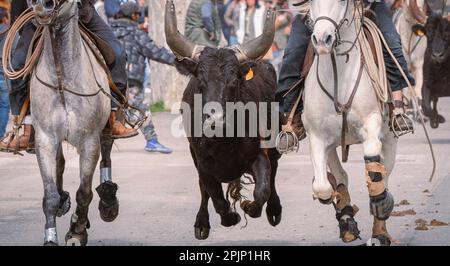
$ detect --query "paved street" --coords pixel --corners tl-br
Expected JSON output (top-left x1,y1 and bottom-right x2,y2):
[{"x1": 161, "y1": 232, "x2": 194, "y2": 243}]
[{"x1": 0, "y1": 99, "x2": 449, "y2": 246}]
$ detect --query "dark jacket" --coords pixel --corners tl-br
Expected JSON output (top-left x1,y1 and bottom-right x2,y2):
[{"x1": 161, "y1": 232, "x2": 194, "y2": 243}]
[{"x1": 110, "y1": 18, "x2": 175, "y2": 87}]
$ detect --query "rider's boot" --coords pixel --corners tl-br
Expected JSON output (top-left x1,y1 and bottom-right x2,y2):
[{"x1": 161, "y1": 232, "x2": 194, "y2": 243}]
[
  {"x1": 0, "y1": 123, "x2": 35, "y2": 153},
  {"x1": 102, "y1": 111, "x2": 138, "y2": 139},
  {"x1": 276, "y1": 112, "x2": 306, "y2": 154},
  {"x1": 391, "y1": 100, "x2": 414, "y2": 136}
]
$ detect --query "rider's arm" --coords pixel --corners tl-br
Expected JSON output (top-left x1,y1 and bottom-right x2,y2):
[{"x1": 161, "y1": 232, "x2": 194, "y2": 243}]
[{"x1": 11, "y1": 0, "x2": 28, "y2": 26}]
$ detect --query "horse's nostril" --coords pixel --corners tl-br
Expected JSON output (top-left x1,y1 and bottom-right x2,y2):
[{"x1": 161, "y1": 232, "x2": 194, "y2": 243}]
[{"x1": 325, "y1": 35, "x2": 333, "y2": 46}]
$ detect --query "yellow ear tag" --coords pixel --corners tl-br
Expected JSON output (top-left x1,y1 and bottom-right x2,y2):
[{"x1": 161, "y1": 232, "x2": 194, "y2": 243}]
[
  {"x1": 417, "y1": 29, "x2": 425, "y2": 37},
  {"x1": 245, "y1": 68, "x2": 254, "y2": 81}
]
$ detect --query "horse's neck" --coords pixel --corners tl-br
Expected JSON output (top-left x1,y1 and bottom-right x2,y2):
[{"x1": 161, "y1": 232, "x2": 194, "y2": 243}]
[{"x1": 42, "y1": 18, "x2": 83, "y2": 82}]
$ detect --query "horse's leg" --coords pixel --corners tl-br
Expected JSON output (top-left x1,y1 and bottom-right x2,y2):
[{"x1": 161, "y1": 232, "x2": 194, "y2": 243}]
[
  {"x1": 327, "y1": 148, "x2": 360, "y2": 243},
  {"x1": 65, "y1": 136, "x2": 100, "y2": 246},
  {"x1": 35, "y1": 130, "x2": 61, "y2": 246},
  {"x1": 202, "y1": 175, "x2": 241, "y2": 228},
  {"x1": 96, "y1": 135, "x2": 119, "y2": 222},
  {"x1": 265, "y1": 149, "x2": 282, "y2": 227},
  {"x1": 363, "y1": 113, "x2": 394, "y2": 246},
  {"x1": 55, "y1": 144, "x2": 71, "y2": 217},
  {"x1": 194, "y1": 179, "x2": 211, "y2": 240},
  {"x1": 241, "y1": 150, "x2": 272, "y2": 218},
  {"x1": 309, "y1": 134, "x2": 333, "y2": 202}
]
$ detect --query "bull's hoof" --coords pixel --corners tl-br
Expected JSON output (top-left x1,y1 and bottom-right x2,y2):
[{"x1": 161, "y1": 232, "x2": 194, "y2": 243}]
[
  {"x1": 194, "y1": 227, "x2": 210, "y2": 240},
  {"x1": 43, "y1": 241, "x2": 58, "y2": 246},
  {"x1": 438, "y1": 114, "x2": 445, "y2": 123},
  {"x1": 240, "y1": 200, "x2": 262, "y2": 218},
  {"x1": 221, "y1": 212, "x2": 241, "y2": 227},
  {"x1": 339, "y1": 216, "x2": 361, "y2": 243},
  {"x1": 430, "y1": 116, "x2": 440, "y2": 129},
  {"x1": 366, "y1": 235, "x2": 391, "y2": 246},
  {"x1": 96, "y1": 181, "x2": 119, "y2": 222},
  {"x1": 266, "y1": 204, "x2": 282, "y2": 227},
  {"x1": 56, "y1": 191, "x2": 71, "y2": 217}
]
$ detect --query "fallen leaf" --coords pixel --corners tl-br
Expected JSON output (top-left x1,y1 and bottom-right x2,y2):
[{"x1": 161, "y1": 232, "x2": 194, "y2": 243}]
[
  {"x1": 415, "y1": 224, "x2": 429, "y2": 231},
  {"x1": 422, "y1": 189, "x2": 430, "y2": 193},
  {"x1": 398, "y1": 199, "x2": 410, "y2": 205},
  {"x1": 415, "y1": 218, "x2": 427, "y2": 225},
  {"x1": 391, "y1": 209, "x2": 416, "y2": 216},
  {"x1": 430, "y1": 219, "x2": 448, "y2": 226}
]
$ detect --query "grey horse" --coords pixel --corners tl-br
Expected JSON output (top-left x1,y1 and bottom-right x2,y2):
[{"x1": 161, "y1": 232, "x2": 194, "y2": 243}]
[{"x1": 28, "y1": 0, "x2": 119, "y2": 245}]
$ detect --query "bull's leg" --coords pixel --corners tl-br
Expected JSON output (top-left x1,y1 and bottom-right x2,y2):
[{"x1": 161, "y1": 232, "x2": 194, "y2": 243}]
[
  {"x1": 265, "y1": 150, "x2": 282, "y2": 226},
  {"x1": 35, "y1": 130, "x2": 61, "y2": 246},
  {"x1": 194, "y1": 179, "x2": 211, "y2": 240},
  {"x1": 430, "y1": 97, "x2": 439, "y2": 128},
  {"x1": 241, "y1": 151, "x2": 271, "y2": 218},
  {"x1": 309, "y1": 134, "x2": 334, "y2": 202},
  {"x1": 96, "y1": 135, "x2": 119, "y2": 222},
  {"x1": 55, "y1": 144, "x2": 70, "y2": 217},
  {"x1": 363, "y1": 113, "x2": 394, "y2": 246},
  {"x1": 203, "y1": 175, "x2": 241, "y2": 228},
  {"x1": 65, "y1": 136, "x2": 100, "y2": 246}
]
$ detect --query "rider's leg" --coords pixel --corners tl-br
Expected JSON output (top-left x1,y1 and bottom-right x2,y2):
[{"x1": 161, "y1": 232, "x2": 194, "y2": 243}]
[
  {"x1": 0, "y1": 23, "x2": 35, "y2": 152},
  {"x1": 82, "y1": 3, "x2": 137, "y2": 139},
  {"x1": 372, "y1": 1, "x2": 415, "y2": 133},
  {"x1": 275, "y1": 14, "x2": 310, "y2": 152}
]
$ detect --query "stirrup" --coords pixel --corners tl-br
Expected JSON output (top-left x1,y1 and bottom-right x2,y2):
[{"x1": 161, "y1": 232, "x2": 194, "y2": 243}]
[
  {"x1": 391, "y1": 113, "x2": 414, "y2": 138},
  {"x1": 275, "y1": 129, "x2": 299, "y2": 154}
]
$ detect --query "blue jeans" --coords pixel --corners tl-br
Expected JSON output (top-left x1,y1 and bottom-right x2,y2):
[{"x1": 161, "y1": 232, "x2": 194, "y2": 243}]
[{"x1": 0, "y1": 78, "x2": 10, "y2": 137}]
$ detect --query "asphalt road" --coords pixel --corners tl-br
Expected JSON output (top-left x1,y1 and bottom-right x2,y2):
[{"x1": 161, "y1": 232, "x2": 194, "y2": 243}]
[{"x1": 0, "y1": 99, "x2": 449, "y2": 246}]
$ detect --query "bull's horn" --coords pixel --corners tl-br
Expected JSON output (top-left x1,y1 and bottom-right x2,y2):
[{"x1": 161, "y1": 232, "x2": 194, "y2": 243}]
[
  {"x1": 165, "y1": 0, "x2": 203, "y2": 60},
  {"x1": 408, "y1": 0, "x2": 427, "y2": 24},
  {"x1": 234, "y1": 9, "x2": 276, "y2": 62}
]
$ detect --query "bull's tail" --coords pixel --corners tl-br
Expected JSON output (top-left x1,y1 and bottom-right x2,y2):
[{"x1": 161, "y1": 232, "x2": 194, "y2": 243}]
[{"x1": 226, "y1": 174, "x2": 254, "y2": 228}]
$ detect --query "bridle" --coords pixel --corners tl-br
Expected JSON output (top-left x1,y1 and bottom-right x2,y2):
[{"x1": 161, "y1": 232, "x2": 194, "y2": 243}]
[{"x1": 28, "y1": 0, "x2": 70, "y2": 27}]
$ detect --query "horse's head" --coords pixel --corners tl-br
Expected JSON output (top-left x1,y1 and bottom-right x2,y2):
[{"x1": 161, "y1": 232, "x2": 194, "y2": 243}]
[
  {"x1": 309, "y1": 0, "x2": 351, "y2": 54},
  {"x1": 27, "y1": 0, "x2": 77, "y2": 27}
]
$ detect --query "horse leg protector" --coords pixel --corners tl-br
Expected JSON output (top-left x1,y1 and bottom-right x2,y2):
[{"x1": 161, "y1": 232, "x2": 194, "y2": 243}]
[
  {"x1": 365, "y1": 156, "x2": 394, "y2": 220},
  {"x1": 334, "y1": 184, "x2": 361, "y2": 242}
]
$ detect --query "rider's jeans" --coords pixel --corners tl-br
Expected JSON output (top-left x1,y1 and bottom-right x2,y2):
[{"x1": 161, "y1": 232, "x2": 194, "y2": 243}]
[
  {"x1": 276, "y1": 0, "x2": 415, "y2": 114},
  {"x1": 0, "y1": 77, "x2": 10, "y2": 137}
]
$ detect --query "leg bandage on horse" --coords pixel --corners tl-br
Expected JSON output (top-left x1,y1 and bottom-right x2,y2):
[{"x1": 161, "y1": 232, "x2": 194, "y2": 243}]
[
  {"x1": 333, "y1": 183, "x2": 361, "y2": 242},
  {"x1": 364, "y1": 156, "x2": 394, "y2": 220}
]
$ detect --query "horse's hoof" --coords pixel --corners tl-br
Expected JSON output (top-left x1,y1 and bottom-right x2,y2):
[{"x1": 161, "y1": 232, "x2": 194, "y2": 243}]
[
  {"x1": 96, "y1": 181, "x2": 119, "y2": 222},
  {"x1": 43, "y1": 241, "x2": 58, "y2": 246},
  {"x1": 194, "y1": 227, "x2": 210, "y2": 240},
  {"x1": 221, "y1": 212, "x2": 241, "y2": 227},
  {"x1": 438, "y1": 114, "x2": 445, "y2": 123},
  {"x1": 99, "y1": 200, "x2": 119, "y2": 222},
  {"x1": 56, "y1": 191, "x2": 71, "y2": 217},
  {"x1": 339, "y1": 216, "x2": 361, "y2": 243},
  {"x1": 240, "y1": 200, "x2": 262, "y2": 218},
  {"x1": 65, "y1": 231, "x2": 88, "y2": 246}
]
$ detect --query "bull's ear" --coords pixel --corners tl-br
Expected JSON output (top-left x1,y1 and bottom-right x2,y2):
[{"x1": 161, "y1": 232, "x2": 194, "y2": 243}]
[
  {"x1": 240, "y1": 61, "x2": 257, "y2": 80},
  {"x1": 174, "y1": 58, "x2": 198, "y2": 76}
]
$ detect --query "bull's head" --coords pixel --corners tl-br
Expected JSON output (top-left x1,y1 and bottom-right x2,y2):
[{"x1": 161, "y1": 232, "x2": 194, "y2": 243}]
[
  {"x1": 424, "y1": 1, "x2": 450, "y2": 63},
  {"x1": 165, "y1": 0, "x2": 275, "y2": 129},
  {"x1": 27, "y1": 0, "x2": 77, "y2": 26}
]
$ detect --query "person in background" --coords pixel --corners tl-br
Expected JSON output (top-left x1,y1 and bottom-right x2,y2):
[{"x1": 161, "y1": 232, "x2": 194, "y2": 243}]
[
  {"x1": 217, "y1": 0, "x2": 231, "y2": 44},
  {"x1": 136, "y1": 0, "x2": 148, "y2": 32},
  {"x1": 224, "y1": 0, "x2": 242, "y2": 45},
  {"x1": 111, "y1": 2, "x2": 175, "y2": 154},
  {"x1": 0, "y1": 6, "x2": 10, "y2": 137},
  {"x1": 94, "y1": 0, "x2": 108, "y2": 23},
  {"x1": 185, "y1": 0, "x2": 222, "y2": 47},
  {"x1": 270, "y1": 0, "x2": 292, "y2": 75},
  {"x1": 236, "y1": 0, "x2": 266, "y2": 44}
]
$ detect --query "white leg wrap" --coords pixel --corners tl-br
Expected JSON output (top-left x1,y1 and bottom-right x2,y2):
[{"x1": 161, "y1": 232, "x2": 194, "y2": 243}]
[
  {"x1": 100, "y1": 167, "x2": 112, "y2": 183},
  {"x1": 44, "y1": 227, "x2": 57, "y2": 244}
]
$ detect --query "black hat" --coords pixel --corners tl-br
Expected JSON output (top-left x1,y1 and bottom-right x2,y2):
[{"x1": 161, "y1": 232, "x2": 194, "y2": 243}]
[{"x1": 119, "y1": 2, "x2": 140, "y2": 17}]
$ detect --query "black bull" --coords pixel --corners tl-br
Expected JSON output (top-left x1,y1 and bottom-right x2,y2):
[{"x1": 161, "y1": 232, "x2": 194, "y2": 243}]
[{"x1": 176, "y1": 48, "x2": 282, "y2": 240}]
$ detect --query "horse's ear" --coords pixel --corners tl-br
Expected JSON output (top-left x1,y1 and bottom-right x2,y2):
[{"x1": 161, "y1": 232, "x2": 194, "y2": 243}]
[{"x1": 174, "y1": 58, "x2": 198, "y2": 76}]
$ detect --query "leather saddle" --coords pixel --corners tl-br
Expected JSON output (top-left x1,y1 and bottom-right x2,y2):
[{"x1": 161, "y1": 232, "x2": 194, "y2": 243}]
[{"x1": 79, "y1": 22, "x2": 116, "y2": 67}]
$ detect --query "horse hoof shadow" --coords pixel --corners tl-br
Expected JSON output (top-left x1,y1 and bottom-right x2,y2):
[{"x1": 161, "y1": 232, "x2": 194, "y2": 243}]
[
  {"x1": 194, "y1": 227, "x2": 210, "y2": 240},
  {"x1": 221, "y1": 211, "x2": 241, "y2": 227},
  {"x1": 56, "y1": 191, "x2": 71, "y2": 217}
]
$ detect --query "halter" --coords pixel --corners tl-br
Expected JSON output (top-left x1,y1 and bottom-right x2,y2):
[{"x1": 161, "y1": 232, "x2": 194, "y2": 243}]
[
  {"x1": 28, "y1": 0, "x2": 70, "y2": 26},
  {"x1": 311, "y1": 0, "x2": 351, "y2": 50}
]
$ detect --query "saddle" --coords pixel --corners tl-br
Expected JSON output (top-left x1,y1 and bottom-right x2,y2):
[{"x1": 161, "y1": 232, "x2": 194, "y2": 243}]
[{"x1": 79, "y1": 22, "x2": 115, "y2": 67}]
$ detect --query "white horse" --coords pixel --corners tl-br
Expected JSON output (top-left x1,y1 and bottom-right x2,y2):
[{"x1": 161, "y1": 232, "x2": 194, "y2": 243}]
[
  {"x1": 394, "y1": 0, "x2": 427, "y2": 117},
  {"x1": 304, "y1": 0, "x2": 398, "y2": 245}
]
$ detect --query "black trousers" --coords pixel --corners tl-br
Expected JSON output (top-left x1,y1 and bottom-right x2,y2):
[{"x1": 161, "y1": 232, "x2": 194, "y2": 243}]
[
  {"x1": 9, "y1": 4, "x2": 127, "y2": 115},
  {"x1": 276, "y1": 1, "x2": 415, "y2": 114}
]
